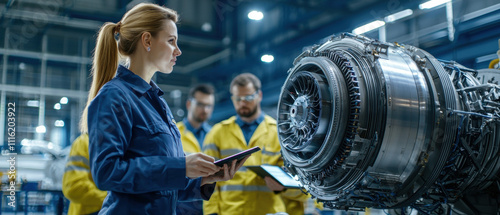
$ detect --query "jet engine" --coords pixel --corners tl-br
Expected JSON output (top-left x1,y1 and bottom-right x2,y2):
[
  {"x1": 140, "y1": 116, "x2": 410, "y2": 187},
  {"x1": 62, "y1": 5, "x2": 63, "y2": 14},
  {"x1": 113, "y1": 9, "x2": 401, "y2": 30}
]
[{"x1": 277, "y1": 33, "x2": 500, "y2": 214}]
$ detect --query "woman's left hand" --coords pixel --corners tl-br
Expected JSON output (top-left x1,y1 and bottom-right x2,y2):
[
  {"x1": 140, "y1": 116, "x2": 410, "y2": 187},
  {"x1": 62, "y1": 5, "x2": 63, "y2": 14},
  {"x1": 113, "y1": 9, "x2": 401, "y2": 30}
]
[{"x1": 201, "y1": 155, "x2": 249, "y2": 186}]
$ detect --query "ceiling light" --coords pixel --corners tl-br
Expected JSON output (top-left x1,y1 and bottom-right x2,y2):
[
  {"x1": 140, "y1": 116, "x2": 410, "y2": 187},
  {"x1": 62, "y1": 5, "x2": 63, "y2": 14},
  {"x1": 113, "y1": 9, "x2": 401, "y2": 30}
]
[
  {"x1": 201, "y1": 22, "x2": 212, "y2": 32},
  {"x1": 176, "y1": 109, "x2": 185, "y2": 117},
  {"x1": 54, "y1": 103, "x2": 61, "y2": 110},
  {"x1": 384, "y1": 9, "x2": 413, "y2": 23},
  {"x1": 27, "y1": 100, "x2": 39, "y2": 107},
  {"x1": 55, "y1": 120, "x2": 65, "y2": 127},
  {"x1": 419, "y1": 0, "x2": 451, "y2": 10},
  {"x1": 261, "y1": 54, "x2": 274, "y2": 63},
  {"x1": 248, "y1": 11, "x2": 264, "y2": 21},
  {"x1": 353, "y1": 20, "x2": 385, "y2": 35},
  {"x1": 36, "y1": 125, "x2": 46, "y2": 133},
  {"x1": 170, "y1": 90, "x2": 181, "y2": 99},
  {"x1": 60, "y1": 97, "x2": 68, "y2": 104}
]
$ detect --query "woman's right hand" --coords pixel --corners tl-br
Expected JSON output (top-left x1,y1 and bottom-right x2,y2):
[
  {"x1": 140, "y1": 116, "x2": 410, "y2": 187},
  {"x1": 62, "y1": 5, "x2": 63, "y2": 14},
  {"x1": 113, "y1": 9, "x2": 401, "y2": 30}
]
[
  {"x1": 185, "y1": 153, "x2": 221, "y2": 179},
  {"x1": 201, "y1": 155, "x2": 249, "y2": 186}
]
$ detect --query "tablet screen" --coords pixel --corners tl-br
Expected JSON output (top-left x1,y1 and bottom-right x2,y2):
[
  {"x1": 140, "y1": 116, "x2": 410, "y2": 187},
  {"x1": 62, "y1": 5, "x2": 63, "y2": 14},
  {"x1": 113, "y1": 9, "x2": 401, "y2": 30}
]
[
  {"x1": 260, "y1": 165, "x2": 301, "y2": 188},
  {"x1": 214, "y1": 146, "x2": 261, "y2": 167}
]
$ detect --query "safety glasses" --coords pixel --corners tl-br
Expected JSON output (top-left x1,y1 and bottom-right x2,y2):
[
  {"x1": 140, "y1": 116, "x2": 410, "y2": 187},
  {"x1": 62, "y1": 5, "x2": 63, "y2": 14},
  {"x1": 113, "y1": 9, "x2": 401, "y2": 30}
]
[
  {"x1": 231, "y1": 91, "x2": 259, "y2": 102},
  {"x1": 191, "y1": 99, "x2": 213, "y2": 109}
]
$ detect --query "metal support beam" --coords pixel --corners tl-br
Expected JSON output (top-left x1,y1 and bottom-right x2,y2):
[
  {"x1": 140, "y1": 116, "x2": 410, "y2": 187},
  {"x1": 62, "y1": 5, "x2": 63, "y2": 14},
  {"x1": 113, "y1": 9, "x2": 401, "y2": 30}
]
[
  {"x1": 446, "y1": 1, "x2": 455, "y2": 42},
  {"x1": 177, "y1": 48, "x2": 231, "y2": 74}
]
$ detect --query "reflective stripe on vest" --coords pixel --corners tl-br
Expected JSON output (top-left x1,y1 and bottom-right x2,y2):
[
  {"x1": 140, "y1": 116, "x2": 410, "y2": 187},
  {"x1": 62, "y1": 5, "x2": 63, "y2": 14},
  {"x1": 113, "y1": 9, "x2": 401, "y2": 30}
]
[
  {"x1": 261, "y1": 149, "x2": 280, "y2": 156},
  {"x1": 64, "y1": 165, "x2": 89, "y2": 173},
  {"x1": 220, "y1": 185, "x2": 271, "y2": 192},
  {"x1": 67, "y1": 155, "x2": 90, "y2": 167}
]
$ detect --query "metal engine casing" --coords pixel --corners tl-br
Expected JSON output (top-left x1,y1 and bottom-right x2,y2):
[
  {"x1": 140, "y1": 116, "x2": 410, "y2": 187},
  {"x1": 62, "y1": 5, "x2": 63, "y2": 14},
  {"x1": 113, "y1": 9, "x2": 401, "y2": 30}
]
[{"x1": 277, "y1": 33, "x2": 500, "y2": 214}]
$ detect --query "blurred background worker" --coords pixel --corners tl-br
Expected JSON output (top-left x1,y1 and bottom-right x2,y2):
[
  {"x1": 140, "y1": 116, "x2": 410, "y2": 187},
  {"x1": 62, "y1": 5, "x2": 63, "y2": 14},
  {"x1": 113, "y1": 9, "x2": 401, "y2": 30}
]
[
  {"x1": 203, "y1": 73, "x2": 308, "y2": 215},
  {"x1": 177, "y1": 84, "x2": 215, "y2": 155},
  {"x1": 62, "y1": 134, "x2": 107, "y2": 215},
  {"x1": 176, "y1": 84, "x2": 215, "y2": 215}
]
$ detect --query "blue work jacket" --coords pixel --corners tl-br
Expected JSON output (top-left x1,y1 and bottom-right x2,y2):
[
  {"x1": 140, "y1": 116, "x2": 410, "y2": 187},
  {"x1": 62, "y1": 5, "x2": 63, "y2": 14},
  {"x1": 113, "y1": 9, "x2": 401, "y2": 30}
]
[{"x1": 88, "y1": 65, "x2": 214, "y2": 215}]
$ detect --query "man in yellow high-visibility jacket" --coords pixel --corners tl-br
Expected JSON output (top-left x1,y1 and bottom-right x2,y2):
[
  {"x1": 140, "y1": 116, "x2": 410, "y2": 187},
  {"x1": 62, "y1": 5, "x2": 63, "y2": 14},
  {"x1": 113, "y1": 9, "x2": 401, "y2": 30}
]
[
  {"x1": 177, "y1": 84, "x2": 215, "y2": 155},
  {"x1": 203, "y1": 73, "x2": 308, "y2": 215},
  {"x1": 176, "y1": 84, "x2": 215, "y2": 215},
  {"x1": 62, "y1": 134, "x2": 107, "y2": 215}
]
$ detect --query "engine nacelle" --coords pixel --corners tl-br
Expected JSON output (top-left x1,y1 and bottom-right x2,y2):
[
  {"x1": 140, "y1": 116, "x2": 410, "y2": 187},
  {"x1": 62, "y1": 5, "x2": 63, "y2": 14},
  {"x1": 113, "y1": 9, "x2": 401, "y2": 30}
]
[{"x1": 277, "y1": 33, "x2": 500, "y2": 214}]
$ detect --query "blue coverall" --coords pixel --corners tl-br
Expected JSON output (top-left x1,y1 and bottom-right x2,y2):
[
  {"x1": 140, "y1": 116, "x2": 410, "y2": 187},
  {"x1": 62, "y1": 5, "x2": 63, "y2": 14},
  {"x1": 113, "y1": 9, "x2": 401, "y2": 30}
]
[{"x1": 88, "y1": 65, "x2": 214, "y2": 214}]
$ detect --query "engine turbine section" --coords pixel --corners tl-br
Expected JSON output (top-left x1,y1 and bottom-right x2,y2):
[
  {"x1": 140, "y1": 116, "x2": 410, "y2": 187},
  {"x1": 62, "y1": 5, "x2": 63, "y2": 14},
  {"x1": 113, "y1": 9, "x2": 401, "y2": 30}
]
[{"x1": 277, "y1": 33, "x2": 500, "y2": 214}]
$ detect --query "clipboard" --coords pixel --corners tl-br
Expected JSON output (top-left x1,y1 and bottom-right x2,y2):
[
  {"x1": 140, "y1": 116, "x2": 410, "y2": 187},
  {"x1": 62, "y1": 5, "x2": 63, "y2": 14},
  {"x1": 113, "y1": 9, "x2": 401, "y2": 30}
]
[{"x1": 247, "y1": 165, "x2": 302, "y2": 189}]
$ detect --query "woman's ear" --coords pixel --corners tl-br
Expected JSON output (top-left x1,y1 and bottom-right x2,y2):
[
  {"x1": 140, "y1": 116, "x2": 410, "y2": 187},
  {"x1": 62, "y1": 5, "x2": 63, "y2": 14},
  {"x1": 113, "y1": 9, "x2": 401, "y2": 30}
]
[{"x1": 141, "y1": 32, "x2": 152, "y2": 51}]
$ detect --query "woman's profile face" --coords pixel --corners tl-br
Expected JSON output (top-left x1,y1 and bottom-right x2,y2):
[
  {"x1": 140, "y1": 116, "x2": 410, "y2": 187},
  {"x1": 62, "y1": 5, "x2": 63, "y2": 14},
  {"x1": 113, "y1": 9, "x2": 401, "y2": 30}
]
[{"x1": 149, "y1": 19, "x2": 182, "y2": 74}]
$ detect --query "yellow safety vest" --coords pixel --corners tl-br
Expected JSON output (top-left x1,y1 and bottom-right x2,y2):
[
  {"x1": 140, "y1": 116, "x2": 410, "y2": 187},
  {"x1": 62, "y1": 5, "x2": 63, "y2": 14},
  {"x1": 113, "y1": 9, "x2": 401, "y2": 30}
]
[
  {"x1": 203, "y1": 115, "x2": 307, "y2": 215},
  {"x1": 176, "y1": 121, "x2": 202, "y2": 154},
  {"x1": 62, "y1": 134, "x2": 107, "y2": 215}
]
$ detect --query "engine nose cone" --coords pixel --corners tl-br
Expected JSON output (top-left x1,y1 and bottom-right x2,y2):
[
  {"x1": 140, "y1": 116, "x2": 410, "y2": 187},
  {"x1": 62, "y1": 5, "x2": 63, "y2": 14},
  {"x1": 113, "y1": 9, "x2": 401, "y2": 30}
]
[{"x1": 279, "y1": 72, "x2": 325, "y2": 154}]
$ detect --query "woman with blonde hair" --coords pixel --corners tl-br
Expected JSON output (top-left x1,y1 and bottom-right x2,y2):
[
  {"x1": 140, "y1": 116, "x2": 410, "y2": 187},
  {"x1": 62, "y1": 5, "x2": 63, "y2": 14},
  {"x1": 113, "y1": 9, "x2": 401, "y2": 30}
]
[{"x1": 84, "y1": 3, "x2": 247, "y2": 214}]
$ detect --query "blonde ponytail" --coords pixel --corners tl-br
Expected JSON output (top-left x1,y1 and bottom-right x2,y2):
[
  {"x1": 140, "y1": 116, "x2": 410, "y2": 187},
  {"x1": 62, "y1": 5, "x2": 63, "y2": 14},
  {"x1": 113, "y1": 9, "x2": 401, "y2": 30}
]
[
  {"x1": 80, "y1": 22, "x2": 119, "y2": 133},
  {"x1": 80, "y1": 3, "x2": 179, "y2": 133}
]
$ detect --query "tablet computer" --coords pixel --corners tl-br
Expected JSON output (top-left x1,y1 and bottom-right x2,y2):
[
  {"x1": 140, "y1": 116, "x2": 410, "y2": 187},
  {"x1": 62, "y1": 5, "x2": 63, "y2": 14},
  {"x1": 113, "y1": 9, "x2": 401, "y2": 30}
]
[
  {"x1": 214, "y1": 146, "x2": 261, "y2": 167},
  {"x1": 247, "y1": 165, "x2": 302, "y2": 189}
]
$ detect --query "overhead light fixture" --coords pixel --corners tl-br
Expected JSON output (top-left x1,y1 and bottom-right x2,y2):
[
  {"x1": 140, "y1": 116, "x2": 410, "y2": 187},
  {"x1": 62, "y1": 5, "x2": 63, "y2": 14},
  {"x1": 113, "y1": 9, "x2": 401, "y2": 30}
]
[
  {"x1": 36, "y1": 125, "x2": 46, "y2": 133},
  {"x1": 353, "y1": 20, "x2": 385, "y2": 35},
  {"x1": 170, "y1": 90, "x2": 181, "y2": 99},
  {"x1": 201, "y1": 22, "x2": 212, "y2": 32},
  {"x1": 55, "y1": 120, "x2": 65, "y2": 127},
  {"x1": 27, "y1": 100, "x2": 39, "y2": 107},
  {"x1": 419, "y1": 0, "x2": 451, "y2": 10},
  {"x1": 176, "y1": 109, "x2": 185, "y2": 117},
  {"x1": 248, "y1": 10, "x2": 264, "y2": 21},
  {"x1": 60, "y1": 97, "x2": 68, "y2": 104},
  {"x1": 54, "y1": 103, "x2": 61, "y2": 110},
  {"x1": 384, "y1": 9, "x2": 413, "y2": 23},
  {"x1": 261, "y1": 54, "x2": 274, "y2": 63}
]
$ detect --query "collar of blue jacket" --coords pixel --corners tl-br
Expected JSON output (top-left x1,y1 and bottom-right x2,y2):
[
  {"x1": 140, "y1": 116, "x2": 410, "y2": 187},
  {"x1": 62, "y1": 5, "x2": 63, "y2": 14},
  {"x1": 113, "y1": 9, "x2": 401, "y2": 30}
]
[{"x1": 116, "y1": 64, "x2": 164, "y2": 96}]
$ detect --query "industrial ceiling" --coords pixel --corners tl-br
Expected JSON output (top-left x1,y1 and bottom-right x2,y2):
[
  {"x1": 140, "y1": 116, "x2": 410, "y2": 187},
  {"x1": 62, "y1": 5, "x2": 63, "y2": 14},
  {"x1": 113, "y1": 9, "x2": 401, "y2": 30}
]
[{"x1": 1, "y1": 0, "x2": 500, "y2": 122}]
